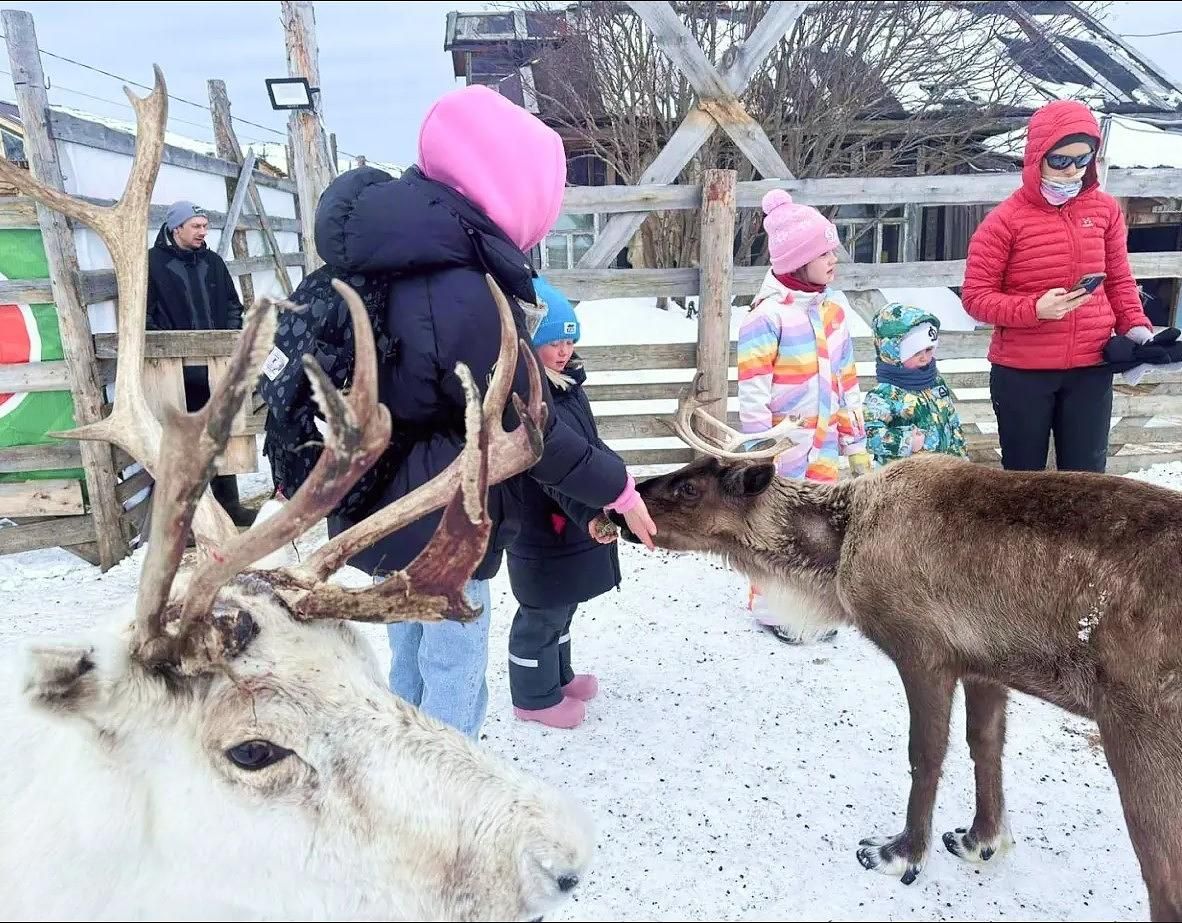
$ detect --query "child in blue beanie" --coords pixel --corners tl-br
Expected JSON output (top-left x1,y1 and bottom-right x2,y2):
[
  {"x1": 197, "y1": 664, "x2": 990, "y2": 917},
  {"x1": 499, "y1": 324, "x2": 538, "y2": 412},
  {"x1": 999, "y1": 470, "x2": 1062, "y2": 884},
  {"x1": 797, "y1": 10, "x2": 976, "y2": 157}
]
[{"x1": 506, "y1": 277, "x2": 629, "y2": 729}]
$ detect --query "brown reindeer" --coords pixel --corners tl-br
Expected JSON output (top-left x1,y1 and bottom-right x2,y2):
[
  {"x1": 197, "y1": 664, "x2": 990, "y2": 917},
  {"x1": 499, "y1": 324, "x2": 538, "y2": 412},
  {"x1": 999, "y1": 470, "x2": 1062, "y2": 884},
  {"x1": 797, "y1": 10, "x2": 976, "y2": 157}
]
[{"x1": 612, "y1": 389, "x2": 1182, "y2": 922}]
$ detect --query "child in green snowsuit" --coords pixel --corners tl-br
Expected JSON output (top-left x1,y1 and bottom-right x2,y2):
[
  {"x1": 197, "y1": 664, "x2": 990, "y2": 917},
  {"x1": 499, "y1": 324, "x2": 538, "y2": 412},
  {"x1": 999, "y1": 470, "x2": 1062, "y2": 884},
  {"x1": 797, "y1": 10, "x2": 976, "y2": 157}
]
[{"x1": 864, "y1": 303, "x2": 969, "y2": 465}]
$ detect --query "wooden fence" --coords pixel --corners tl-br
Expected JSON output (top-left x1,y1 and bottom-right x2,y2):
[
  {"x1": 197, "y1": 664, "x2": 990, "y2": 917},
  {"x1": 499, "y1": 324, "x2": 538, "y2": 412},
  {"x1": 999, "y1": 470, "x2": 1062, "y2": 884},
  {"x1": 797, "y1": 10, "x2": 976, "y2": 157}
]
[
  {"x1": 0, "y1": 10, "x2": 304, "y2": 567},
  {"x1": 3, "y1": 3, "x2": 1182, "y2": 565},
  {"x1": 548, "y1": 166, "x2": 1182, "y2": 473}
]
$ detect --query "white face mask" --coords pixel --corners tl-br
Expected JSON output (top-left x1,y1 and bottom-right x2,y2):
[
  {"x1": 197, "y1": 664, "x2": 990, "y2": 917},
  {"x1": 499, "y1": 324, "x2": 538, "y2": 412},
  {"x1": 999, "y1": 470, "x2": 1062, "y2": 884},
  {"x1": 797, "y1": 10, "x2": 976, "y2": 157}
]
[{"x1": 1041, "y1": 177, "x2": 1083, "y2": 205}]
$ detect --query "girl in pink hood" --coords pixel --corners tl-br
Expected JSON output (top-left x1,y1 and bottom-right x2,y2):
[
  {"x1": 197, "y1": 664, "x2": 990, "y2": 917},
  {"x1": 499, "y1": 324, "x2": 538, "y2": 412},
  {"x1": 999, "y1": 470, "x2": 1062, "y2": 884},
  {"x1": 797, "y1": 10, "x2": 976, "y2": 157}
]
[{"x1": 313, "y1": 84, "x2": 655, "y2": 740}]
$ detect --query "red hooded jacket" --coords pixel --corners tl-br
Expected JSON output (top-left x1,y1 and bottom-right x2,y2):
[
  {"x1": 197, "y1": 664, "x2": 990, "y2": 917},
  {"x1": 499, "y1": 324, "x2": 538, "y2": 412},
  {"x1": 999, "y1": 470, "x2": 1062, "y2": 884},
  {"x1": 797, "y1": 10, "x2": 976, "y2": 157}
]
[{"x1": 962, "y1": 100, "x2": 1150, "y2": 370}]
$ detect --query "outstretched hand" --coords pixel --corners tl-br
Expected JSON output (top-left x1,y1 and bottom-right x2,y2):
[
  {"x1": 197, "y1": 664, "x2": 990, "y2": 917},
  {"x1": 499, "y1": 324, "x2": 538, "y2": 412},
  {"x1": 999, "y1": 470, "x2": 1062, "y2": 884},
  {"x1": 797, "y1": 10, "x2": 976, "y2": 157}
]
[{"x1": 621, "y1": 499, "x2": 657, "y2": 550}]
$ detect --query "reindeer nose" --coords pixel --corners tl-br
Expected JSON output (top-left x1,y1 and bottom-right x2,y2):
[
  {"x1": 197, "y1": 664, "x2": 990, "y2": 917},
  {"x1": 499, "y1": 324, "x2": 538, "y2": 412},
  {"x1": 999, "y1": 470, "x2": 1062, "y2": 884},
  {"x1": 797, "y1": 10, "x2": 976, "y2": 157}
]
[{"x1": 557, "y1": 874, "x2": 579, "y2": 892}]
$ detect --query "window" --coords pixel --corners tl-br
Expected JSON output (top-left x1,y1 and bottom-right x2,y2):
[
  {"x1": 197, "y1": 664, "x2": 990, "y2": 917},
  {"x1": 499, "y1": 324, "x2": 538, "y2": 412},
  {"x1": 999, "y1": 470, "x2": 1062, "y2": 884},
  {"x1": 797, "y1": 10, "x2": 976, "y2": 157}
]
[
  {"x1": 834, "y1": 205, "x2": 907, "y2": 264},
  {"x1": 1, "y1": 129, "x2": 25, "y2": 165},
  {"x1": 542, "y1": 213, "x2": 599, "y2": 270}
]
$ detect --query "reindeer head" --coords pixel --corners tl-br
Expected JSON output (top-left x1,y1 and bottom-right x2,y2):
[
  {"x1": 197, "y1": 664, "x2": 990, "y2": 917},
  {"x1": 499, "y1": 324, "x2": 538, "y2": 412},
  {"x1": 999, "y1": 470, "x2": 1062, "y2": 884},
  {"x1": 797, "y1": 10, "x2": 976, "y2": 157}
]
[
  {"x1": 610, "y1": 457, "x2": 778, "y2": 554},
  {"x1": 1, "y1": 67, "x2": 590, "y2": 921}
]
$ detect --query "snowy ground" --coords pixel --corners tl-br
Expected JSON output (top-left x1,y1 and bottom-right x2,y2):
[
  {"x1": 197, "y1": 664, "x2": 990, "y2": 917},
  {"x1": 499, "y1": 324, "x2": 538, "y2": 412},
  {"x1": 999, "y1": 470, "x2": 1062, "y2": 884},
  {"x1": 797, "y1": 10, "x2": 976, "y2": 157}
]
[{"x1": 6, "y1": 461, "x2": 1182, "y2": 921}]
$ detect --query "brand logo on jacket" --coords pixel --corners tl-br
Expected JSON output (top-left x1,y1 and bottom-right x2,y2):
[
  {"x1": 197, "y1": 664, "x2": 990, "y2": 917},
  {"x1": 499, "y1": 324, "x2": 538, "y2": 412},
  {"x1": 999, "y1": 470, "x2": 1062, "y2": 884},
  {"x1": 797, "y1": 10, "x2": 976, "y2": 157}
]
[{"x1": 1081, "y1": 217, "x2": 1094, "y2": 228}]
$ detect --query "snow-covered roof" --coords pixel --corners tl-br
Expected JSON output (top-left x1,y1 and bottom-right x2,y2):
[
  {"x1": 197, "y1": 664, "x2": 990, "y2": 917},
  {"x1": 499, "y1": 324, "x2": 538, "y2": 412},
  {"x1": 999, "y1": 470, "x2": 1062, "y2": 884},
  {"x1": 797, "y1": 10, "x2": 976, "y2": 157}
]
[{"x1": 448, "y1": 3, "x2": 1182, "y2": 119}]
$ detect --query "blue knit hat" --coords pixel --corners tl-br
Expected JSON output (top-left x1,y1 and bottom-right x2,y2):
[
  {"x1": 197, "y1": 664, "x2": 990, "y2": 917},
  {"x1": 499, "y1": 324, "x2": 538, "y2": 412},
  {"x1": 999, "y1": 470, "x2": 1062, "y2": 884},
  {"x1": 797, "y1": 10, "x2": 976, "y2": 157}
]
[{"x1": 531, "y1": 276, "x2": 580, "y2": 347}]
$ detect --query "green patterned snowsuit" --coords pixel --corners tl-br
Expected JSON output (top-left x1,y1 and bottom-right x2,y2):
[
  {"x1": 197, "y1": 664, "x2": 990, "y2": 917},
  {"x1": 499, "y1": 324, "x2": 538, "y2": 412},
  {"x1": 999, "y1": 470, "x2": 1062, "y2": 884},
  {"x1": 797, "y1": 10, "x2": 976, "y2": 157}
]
[{"x1": 864, "y1": 303, "x2": 968, "y2": 465}]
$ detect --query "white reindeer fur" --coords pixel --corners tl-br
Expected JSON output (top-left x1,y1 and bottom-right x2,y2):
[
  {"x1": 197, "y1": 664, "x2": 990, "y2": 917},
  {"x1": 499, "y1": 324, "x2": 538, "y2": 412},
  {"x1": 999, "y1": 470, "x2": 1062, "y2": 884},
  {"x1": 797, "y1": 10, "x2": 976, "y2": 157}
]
[{"x1": 1, "y1": 514, "x2": 593, "y2": 921}]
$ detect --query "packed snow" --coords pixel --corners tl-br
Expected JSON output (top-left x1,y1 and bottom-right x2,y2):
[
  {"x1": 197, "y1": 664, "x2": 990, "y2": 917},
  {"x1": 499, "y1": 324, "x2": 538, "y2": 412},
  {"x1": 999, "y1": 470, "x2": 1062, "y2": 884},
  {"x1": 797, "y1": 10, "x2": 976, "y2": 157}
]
[
  {"x1": 3, "y1": 295, "x2": 1174, "y2": 920},
  {"x1": 4, "y1": 457, "x2": 1182, "y2": 921}
]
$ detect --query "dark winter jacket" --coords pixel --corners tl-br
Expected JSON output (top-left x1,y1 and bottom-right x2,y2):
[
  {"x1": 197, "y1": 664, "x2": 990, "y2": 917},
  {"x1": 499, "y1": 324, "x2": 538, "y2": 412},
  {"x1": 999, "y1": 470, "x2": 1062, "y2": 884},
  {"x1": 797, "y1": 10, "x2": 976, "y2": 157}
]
[
  {"x1": 314, "y1": 166, "x2": 628, "y2": 580},
  {"x1": 508, "y1": 362, "x2": 622, "y2": 609},
  {"x1": 146, "y1": 225, "x2": 243, "y2": 332},
  {"x1": 146, "y1": 224, "x2": 244, "y2": 409}
]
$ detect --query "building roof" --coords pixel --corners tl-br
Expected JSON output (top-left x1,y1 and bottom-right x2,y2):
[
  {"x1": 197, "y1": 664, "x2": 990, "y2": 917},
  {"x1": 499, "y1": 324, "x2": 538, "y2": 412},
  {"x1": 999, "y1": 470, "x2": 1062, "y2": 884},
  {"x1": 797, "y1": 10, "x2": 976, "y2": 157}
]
[
  {"x1": 0, "y1": 100, "x2": 402, "y2": 179},
  {"x1": 445, "y1": 2, "x2": 1182, "y2": 119}
]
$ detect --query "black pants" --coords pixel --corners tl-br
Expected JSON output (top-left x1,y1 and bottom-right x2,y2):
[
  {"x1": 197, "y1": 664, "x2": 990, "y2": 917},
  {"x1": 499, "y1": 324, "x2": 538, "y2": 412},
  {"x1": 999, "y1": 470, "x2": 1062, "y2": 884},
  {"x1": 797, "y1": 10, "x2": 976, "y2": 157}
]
[
  {"x1": 989, "y1": 364, "x2": 1114, "y2": 473},
  {"x1": 508, "y1": 602, "x2": 577, "y2": 710}
]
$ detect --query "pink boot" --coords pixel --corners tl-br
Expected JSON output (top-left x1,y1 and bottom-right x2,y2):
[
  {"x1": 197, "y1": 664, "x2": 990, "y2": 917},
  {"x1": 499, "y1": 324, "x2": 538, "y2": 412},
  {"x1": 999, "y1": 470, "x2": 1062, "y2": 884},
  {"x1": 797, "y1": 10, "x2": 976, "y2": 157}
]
[
  {"x1": 562, "y1": 674, "x2": 599, "y2": 701},
  {"x1": 514, "y1": 696, "x2": 586, "y2": 729}
]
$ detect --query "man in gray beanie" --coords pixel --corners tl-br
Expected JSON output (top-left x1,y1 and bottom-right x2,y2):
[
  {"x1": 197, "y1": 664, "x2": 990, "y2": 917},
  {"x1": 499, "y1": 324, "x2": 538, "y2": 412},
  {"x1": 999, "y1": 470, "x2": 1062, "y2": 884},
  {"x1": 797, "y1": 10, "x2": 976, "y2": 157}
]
[{"x1": 146, "y1": 200, "x2": 253, "y2": 526}]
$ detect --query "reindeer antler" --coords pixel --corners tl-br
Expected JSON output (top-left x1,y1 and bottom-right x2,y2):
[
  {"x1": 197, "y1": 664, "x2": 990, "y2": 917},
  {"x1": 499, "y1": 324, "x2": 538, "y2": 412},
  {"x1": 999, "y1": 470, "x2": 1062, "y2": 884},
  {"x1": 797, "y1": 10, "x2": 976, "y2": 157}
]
[
  {"x1": 673, "y1": 372, "x2": 813, "y2": 461},
  {"x1": 292, "y1": 274, "x2": 546, "y2": 585},
  {"x1": 266, "y1": 274, "x2": 548, "y2": 624},
  {"x1": 0, "y1": 66, "x2": 237, "y2": 545}
]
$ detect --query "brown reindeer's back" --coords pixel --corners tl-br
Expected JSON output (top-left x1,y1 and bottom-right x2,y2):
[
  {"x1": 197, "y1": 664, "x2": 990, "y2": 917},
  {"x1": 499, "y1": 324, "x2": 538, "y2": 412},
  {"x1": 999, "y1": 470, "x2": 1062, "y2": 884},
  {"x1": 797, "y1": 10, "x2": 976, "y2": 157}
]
[{"x1": 840, "y1": 455, "x2": 1182, "y2": 715}]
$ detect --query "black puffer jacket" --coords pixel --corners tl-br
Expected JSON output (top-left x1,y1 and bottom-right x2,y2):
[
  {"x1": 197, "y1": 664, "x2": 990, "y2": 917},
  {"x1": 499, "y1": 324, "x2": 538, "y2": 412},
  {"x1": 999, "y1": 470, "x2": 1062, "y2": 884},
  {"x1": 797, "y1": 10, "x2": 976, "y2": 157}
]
[
  {"x1": 315, "y1": 166, "x2": 628, "y2": 579},
  {"x1": 146, "y1": 225, "x2": 243, "y2": 332},
  {"x1": 508, "y1": 363, "x2": 622, "y2": 608}
]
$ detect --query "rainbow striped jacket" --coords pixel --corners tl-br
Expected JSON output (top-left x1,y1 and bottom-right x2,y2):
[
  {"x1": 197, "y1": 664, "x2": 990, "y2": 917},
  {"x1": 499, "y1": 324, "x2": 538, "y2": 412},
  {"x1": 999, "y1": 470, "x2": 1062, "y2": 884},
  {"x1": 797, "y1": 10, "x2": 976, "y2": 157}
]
[{"x1": 737, "y1": 271, "x2": 866, "y2": 482}]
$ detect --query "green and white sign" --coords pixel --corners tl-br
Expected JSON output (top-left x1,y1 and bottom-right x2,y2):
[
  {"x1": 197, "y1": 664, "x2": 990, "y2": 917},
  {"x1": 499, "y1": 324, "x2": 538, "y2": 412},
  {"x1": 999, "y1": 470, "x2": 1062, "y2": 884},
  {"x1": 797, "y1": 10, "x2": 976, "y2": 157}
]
[{"x1": 0, "y1": 227, "x2": 82, "y2": 484}]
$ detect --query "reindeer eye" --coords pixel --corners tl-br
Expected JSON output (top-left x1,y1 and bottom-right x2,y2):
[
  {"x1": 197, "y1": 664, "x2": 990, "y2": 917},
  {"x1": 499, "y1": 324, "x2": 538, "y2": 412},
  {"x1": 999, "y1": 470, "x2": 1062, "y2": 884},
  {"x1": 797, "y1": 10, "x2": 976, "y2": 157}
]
[
  {"x1": 674, "y1": 481, "x2": 700, "y2": 500},
  {"x1": 226, "y1": 739, "x2": 292, "y2": 771}
]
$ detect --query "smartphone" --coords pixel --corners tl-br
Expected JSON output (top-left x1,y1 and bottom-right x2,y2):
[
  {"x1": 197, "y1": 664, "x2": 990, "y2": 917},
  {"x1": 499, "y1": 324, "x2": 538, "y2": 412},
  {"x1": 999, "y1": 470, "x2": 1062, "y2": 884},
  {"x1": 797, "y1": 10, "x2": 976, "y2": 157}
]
[{"x1": 1072, "y1": 273, "x2": 1107, "y2": 295}]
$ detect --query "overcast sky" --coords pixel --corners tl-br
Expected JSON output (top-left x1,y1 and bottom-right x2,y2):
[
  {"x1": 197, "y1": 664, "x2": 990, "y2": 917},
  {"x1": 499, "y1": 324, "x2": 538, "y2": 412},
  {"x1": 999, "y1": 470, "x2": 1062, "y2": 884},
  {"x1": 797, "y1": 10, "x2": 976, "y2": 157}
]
[{"x1": 0, "y1": 1, "x2": 1177, "y2": 169}]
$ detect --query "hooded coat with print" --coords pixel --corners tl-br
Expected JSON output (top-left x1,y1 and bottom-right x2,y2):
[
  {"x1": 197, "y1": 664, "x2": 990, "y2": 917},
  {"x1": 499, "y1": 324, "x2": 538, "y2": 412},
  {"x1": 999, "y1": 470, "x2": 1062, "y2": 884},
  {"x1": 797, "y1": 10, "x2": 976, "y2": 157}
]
[{"x1": 864, "y1": 303, "x2": 968, "y2": 464}]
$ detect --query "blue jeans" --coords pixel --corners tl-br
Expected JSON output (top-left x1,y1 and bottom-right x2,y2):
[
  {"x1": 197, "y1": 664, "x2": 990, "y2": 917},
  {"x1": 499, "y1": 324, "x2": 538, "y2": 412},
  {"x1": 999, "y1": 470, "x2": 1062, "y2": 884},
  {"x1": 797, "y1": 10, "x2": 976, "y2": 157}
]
[{"x1": 386, "y1": 578, "x2": 492, "y2": 740}]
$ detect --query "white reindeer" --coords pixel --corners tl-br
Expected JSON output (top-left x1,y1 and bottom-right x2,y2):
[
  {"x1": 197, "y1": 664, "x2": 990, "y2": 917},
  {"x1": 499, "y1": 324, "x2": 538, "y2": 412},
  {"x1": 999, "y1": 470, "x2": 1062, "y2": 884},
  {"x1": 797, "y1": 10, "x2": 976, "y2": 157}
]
[{"x1": 0, "y1": 66, "x2": 591, "y2": 922}]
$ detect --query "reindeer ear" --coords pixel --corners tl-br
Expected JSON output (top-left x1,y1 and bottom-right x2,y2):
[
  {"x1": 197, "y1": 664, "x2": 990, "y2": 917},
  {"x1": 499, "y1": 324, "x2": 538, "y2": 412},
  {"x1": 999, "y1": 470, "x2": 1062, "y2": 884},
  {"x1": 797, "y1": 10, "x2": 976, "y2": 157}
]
[
  {"x1": 23, "y1": 643, "x2": 100, "y2": 711},
  {"x1": 723, "y1": 463, "x2": 775, "y2": 497}
]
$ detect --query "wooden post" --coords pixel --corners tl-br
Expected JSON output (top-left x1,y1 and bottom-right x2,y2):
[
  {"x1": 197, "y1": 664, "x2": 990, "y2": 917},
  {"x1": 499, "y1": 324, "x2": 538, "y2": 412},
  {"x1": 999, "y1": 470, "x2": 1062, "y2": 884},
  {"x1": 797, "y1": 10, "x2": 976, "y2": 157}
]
[
  {"x1": 207, "y1": 79, "x2": 293, "y2": 296},
  {"x1": 281, "y1": 0, "x2": 334, "y2": 273},
  {"x1": 207, "y1": 79, "x2": 254, "y2": 305},
  {"x1": 697, "y1": 169, "x2": 736, "y2": 425},
  {"x1": 216, "y1": 151, "x2": 257, "y2": 258},
  {"x1": 3, "y1": 10, "x2": 127, "y2": 569}
]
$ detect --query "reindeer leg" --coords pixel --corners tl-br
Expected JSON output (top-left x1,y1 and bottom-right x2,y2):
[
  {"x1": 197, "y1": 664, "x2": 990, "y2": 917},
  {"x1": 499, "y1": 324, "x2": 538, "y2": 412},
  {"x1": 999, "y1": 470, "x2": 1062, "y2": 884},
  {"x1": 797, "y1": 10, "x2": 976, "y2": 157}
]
[
  {"x1": 1098, "y1": 703, "x2": 1182, "y2": 922},
  {"x1": 944, "y1": 678, "x2": 1015, "y2": 864},
  {"x1": 857, "y1": 664, "x2": 955, "y2": 885}
]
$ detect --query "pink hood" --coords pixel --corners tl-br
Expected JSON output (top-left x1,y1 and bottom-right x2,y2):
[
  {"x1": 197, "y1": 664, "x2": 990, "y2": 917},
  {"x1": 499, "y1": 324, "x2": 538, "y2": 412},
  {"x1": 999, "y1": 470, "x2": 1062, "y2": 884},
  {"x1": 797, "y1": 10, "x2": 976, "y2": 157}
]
[{"x1": 417, "y1": 84, "x2": 567, "y2": 252}]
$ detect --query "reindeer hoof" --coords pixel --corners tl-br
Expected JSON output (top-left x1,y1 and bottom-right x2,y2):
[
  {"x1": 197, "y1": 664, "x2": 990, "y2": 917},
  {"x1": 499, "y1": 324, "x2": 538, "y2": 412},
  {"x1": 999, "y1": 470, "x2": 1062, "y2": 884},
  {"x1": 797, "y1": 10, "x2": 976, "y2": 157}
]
[
  {"x1": 857, "y1": 833, "x2": 924, "y2": 885},
  {"x1": 942, "y1": 825, "x2": 1014, "y2": 864}
]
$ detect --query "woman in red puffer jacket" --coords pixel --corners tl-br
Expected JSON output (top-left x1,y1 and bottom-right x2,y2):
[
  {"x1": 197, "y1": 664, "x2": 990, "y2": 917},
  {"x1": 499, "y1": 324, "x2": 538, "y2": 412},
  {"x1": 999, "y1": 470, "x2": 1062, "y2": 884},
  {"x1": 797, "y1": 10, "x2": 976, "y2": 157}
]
[{"x1": 962, "y1": 99, "x2": 1152, "y2": 473}]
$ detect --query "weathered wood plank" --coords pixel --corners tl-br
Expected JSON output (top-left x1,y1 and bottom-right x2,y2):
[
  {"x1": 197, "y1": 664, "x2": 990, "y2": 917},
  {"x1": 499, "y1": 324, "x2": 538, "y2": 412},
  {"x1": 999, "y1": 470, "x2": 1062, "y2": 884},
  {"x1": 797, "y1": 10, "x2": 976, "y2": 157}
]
[
  {"x1": 82, "y1": 252, "x2": 304, "y2": 303},
  {"x1": 0, "y1": 442, "x2": 82, "y2": 473},
  {"x1": 551, "y1": 252, "x2": 1182, "y2": 300},
  {"x1": 95, "y1": 330, "x2": 238, "y2": 359},
  {"x1": 0, "y1": 513, "x2": 95, "y2": 555},
  {"x1": 115, "y1": 467, "x2": 153, "y2": 504},
  {"x1": 0, "y1": 277, "x2": 53, "y2": 302},
  {"x1": 616, "y1": 447, "x2": 695, "y2": 467},
  {"x1": 206, "y1": 356, "x2": 259, "y2": 474},
  {"x1": 0, "y1": 478, "x2": 84, "y2": 516},
  {"x1": 48, "y1": 109, "x2": 297, "y2": 194},
  {"x1": 205, "y1": 78, "x2": 296, "y2": 296},
  {"x1": 0, "y1": 196, "x2": 38, "y2": 227},
  {"x1": 579, "y1": 1, "x2": 806, "y2": 267},
  {"x1": 215, "y1": 151, "x2": 257, "y2": 258},
  {"x1": 72, "y1": 196, "x2": 301, "y2": 234},
  {"x1": 561, "y1": 169, "x2": 1182, "y2": 214},
  {"x1": 696, "y1": 169, "x2": 736, "y2": 425},
  {"x1": 582, "y1": 369, "x2": 1000, "y2": 403},
  {"x1": 4, "y1": 9, "x2": 126, "y2": 568},
  {"x1": 282, "y1": 0, "x2": 335, "y2": 273},
  {"x1": 209, "y1": 79, "x2": 255, "y2": 306},
  {"x1": 627, "y1": 2, "x2": 792, "y2": 179},
  {"x1": 0, "y1": 360, "x2": 73, "y2": 392}
]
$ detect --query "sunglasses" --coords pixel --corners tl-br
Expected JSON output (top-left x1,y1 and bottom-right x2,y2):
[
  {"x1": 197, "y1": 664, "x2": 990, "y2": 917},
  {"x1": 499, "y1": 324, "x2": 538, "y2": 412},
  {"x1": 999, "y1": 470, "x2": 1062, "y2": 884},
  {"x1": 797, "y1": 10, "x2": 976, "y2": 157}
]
[{"x1": 1045, "y1": 150, "x2": 1095, "y2": 170}]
